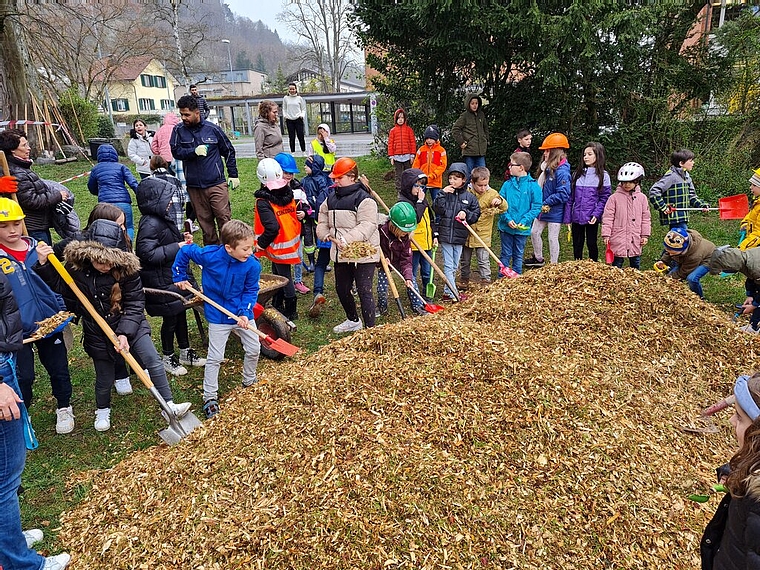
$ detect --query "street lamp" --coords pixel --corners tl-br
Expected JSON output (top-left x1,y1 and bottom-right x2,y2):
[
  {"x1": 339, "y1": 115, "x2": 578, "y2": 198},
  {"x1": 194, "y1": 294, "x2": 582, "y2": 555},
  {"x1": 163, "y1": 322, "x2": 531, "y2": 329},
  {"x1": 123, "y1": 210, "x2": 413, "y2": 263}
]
[{"x1": 221, "y1": 39, "x2": 236, "y2": 133}]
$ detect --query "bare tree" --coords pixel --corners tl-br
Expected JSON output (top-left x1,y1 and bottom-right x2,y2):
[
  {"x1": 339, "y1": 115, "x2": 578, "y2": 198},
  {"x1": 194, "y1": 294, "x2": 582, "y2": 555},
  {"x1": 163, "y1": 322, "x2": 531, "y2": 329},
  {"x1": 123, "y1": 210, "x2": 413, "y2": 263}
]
[{"x1": 277, "y1": 0, "x2": 359, "y2": 92}]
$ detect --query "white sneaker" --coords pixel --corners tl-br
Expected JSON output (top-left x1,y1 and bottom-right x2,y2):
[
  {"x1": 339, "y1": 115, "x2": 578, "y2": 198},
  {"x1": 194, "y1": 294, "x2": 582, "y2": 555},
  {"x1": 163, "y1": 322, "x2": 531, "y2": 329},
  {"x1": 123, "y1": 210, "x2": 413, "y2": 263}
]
[
  {"x1": 179, "y1": 347, "x2": 206, "y2": 367},
  {"x1": 94, "y1": 408, "x2": 111, "y2": 432},
  {"x1": 332, "y1": 319, "x2": 363, "y2": 334},
  {"x1": 55, "y1": 406, "x2": 74, "y2": 434},
  {"x1": 163, "y1": 354, "x2": 188, "y2": 376},
  {"x1": 740, "y1": 323, "x2": 759, "y2": 334},
  {"x1": 23, "y1": 528, "x2": 43, "y2": 548},
  {"x1": 161, "y1": 401, "x2": 192, "y2": 422},
  {"x1": 114, "y1": 377, "x2": 133, "y2": 395},
  {"x1": 43, "y1": 553, "x2": 71, "y2": 569}
]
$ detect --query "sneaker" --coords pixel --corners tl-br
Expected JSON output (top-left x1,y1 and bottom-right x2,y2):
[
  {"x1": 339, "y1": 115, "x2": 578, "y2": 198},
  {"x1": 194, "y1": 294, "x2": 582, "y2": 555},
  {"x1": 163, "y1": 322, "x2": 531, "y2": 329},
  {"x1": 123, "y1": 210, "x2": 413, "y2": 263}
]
[
  {"x1": 163, "y1": 354, "x2": 188, "y2": 376},
  {"x1": 325, "y1": 265, "x2": 332, "y2": 272},
  {"x1": 190, "y1": 221, "x2": 200, "y2": 233},
  {"x1": 179, "y1": 347, "x2": 206, "y2": 367},
  {"x1": 375, "y1": 307, "x2": 388, "y2": 319},
  {"x1": 242, "y1": 376, "x2": 258, "y2": 388},
  {"x1": 114, "y1": 377, "x2": 133, "y2": 395},
  {"x1": 55, "y1": 406, "x2": 74, "y2": 434},
  {"x1": 308, "y1": 293, "x2": 326, "y2": 318},
  {"x1": 94, "y1": 408, "x2": 111, "y2": 432},
  {"x1": 524, "y1": 255, "x2": 545, "y2": 268},
  {"x1": 458, "y1": 279, "x2": 470, "y2": 291},
  {"x1": 23, "y1": 528, "x2": 44, "y2": 548},
  {"x1": 162, "y1": 401, "x2": 192, "y2": 422},
  {"x1": 43, "y1": 553, "x2": 71, "y2": 569},
  {"x1": 294, "y1": 282, "x2": 311, "y2": 294},
  {"x1": 740, "y1": 323, "x2": 759, "y2": 334},
  {"x1": 203, "y1": 399, "x2": 220, "y2": 419},
  {"x1": 332, "y1": 319, "x2": 363, "y2": 334}
]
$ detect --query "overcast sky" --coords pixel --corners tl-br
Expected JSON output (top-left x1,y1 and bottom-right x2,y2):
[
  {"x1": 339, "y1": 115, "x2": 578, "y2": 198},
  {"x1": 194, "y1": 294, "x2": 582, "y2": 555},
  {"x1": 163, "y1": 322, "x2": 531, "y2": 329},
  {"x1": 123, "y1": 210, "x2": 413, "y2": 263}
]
[{"x1": 223, "y1": 0, "x2": 286, "y2": 35}]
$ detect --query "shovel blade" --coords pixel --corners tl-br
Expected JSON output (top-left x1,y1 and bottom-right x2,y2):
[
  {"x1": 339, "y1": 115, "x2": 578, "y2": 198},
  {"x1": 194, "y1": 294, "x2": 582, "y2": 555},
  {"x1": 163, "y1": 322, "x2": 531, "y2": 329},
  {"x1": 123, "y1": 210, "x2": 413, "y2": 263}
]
[
  {"x1": 718, "y1": 194, "x2": 750, "y2": 220},
  {"x1": 158, "y1": 411, "x2": 203, "y2": 445},
  {"x1": 262, "y1": 335, "x2": 300, "y2": 357},
  {"x1": 424, "y1": 302, "x2": 445, "y2": 313}
]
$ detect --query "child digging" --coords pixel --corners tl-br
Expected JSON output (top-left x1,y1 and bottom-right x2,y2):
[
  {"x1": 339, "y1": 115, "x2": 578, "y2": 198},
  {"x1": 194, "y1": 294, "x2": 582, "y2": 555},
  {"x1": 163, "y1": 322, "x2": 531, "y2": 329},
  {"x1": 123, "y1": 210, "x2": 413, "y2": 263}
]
[{"x1": 173, "y1": 220, "x2": 261, "y2": 419}]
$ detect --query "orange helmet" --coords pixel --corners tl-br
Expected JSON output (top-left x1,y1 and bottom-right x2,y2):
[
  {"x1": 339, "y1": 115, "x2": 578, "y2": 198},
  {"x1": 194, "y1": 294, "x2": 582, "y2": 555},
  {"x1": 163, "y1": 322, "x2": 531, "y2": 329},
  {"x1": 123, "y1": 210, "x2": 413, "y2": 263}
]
[
  {"x1": 538, "y1": 132, "x2": 570, "y2": 150},
  {"x1": 329, "y1": 157, "x2": 357, "y2": 179}
]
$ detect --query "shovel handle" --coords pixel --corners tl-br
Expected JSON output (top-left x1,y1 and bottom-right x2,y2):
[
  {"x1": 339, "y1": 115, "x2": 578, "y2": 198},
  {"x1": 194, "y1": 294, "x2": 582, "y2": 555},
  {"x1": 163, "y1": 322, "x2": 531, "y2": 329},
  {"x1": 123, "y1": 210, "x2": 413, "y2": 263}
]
[
  {"x1": 184, "y1": 285, "x2": 267, "y2": 340},
  {"x1": 46, "y1": 253, "x2": 155, "y2": 391},
  {"x1": 386, "y1": 259, "x2": 426, "y2": 304},
  {"x1": 457, "y1": 218, "x2": 504, "y2": 268},
  {"x1": 674, "y1": 208, "x2": 719, "y2": 211},
  {"x1": 379, "y1": 249, "x2": 405, "y2": 318}
]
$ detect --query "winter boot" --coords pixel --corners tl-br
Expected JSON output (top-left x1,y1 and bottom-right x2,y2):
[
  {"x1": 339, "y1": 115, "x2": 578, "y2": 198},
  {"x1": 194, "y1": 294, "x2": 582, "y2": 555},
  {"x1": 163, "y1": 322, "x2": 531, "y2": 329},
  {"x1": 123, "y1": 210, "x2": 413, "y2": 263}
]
[{"x1": 284, "y1": 296, "x2": 298, "y2": 321}]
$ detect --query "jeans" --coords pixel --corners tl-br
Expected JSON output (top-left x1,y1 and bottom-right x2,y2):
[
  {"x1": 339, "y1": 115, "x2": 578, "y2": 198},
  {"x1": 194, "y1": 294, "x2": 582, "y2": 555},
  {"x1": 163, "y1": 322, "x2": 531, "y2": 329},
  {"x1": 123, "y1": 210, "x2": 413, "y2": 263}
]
[
  {"x1": 0, "y1": 356, "x2": 45, "y2": 570},
  {"x1": 16, "y1": 332, "x2": 72, "y2": 409},
  {"x1": 612, "y1": 256, "x2": 641, "y2": 269},
  {"x1": 464, "y1": 156, "x2": 486, "y2": 174},
  {"x1": 27, "y1": 229, "x2": 52, "y2": 245},
  {"x1": 312, "y1": 247, "x2": 331, "y2": 295},
  {"x1": 440, "y1": 243, "x2": 463, "y2": 297},
  {"x1": 204, "y1": 323, "x2": 260, "y2": 401},
  {"x1": 411, "y1": 250, "x2": 432, "y2": 296},
  {"x1": 293, "y1": 242, "x2": 304, "y2": 284},
  {"x1": 685, "y1": 264, "x2": 710, "y2": 298},
  {"x1": 112, "y1": 202, "x2": 134, "y2": 240},
  {"x1": 669, "y1": 221, "x2": 688, "y2": 231},
  {"x1": 500, "y1": 232, "x2": 528, "y2": 274}
]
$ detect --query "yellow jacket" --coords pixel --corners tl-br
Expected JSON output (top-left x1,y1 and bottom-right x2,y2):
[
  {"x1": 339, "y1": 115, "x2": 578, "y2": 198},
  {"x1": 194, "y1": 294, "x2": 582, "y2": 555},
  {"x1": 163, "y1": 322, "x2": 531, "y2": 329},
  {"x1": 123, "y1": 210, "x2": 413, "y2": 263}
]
[
  {"x1": 466, "y1": 187, "x2": 507, "y2": 247},
  {"x1": 740, "y1": 196, "x2": 760, "y2": 250}
]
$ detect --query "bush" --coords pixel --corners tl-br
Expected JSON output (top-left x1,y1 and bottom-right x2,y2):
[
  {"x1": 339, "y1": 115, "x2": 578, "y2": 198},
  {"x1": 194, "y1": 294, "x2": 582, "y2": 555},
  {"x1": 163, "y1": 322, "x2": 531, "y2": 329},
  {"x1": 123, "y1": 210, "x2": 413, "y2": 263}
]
[
  {"x1": 96, "y1": 115, "x2": 115, "y2": 139},
  {"x1": 57, "y1": 88, "x2": 99, "y2": 142}
]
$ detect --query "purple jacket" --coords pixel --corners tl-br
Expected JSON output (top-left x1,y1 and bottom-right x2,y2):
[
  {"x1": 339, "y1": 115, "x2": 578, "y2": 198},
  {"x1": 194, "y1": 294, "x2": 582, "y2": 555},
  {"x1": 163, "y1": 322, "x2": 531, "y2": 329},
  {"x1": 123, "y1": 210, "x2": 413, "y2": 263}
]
[{"x1": 563, "y1": 168, "x2": 611, "y2": 225}]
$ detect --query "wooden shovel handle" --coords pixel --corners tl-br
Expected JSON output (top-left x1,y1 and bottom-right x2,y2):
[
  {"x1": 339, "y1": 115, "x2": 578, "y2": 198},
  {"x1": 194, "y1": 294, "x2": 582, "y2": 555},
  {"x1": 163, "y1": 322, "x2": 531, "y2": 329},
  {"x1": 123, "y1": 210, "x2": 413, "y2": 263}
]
[
  {"x1": 184, "y1": 285, "x2": 267, "y2": 341},
  {"x1": 378, "y1": 250, "x2": 400, "y2": 299},
  {"x1": 458, "y1": 218, "x2": 503, "y2": 267},
  {"x1": 0, "y1": 152, "x2": 27, "y2": 235},
  {"x1": 46, "y1": 253, "x2": 154, "y2": 389}
]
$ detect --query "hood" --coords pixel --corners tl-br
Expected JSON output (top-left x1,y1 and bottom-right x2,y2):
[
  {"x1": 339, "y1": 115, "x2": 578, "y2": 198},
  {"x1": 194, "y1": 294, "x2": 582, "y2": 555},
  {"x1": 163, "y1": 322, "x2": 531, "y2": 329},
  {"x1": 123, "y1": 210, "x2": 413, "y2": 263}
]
[
  {"x1": 334, "y1": 180, "x2": 367, "y2": 199},
  {"x1": 709, "y1": 246, "x2": 745, "y2": 275},
  {"x1": 136, "y1": 173, "x2": 176, "y2": 218},
  {"x1": 317, "y1": 123, "x2": 331, "y2": 137},
  {"x1": 162, "y1": 113, "x2": 180, "y2": 127},
  {"x1": 448, "y1": 162, "x2": 470, "y2": 182},
  {"x1": 399, "y1": 168, "x2": 425, "y2": 200},
  {"x1": 63, "y1": 239, "x2": 140, "y2": 275},
  {"x1": 96, "y1": 144, "x2": 118, "y2": 163},
  {"x1": 464, "y1": 93, "x2": 482, "y2": 111},
  {"x1": 84, "y1": 219, "x2": 131, "y2": 251},
  {"x1": 393, "y1": 108, "x2": 406, "y2": 123},
  {"x1": 306, "y1": 153, "x2": 326, "y2": 173},
  {"x1": 129, "y1": 128, "x2": 154, "y2": 139},
  {"x1": 254, "y1": 184, "x2": 295, "y2": 206}
]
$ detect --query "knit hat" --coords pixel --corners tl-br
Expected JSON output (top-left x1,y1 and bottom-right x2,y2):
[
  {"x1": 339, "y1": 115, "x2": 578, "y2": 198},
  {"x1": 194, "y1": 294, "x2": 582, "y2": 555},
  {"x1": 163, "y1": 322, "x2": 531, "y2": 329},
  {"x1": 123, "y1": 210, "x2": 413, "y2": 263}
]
[
  {"x1": 750, "y1": 168, "x2": 760, "y2": 187},
  {"x1": 423, "y1": 125, "x2": 440, "y2": 141},
  {"x1": 663, "y1": 228, "x2": 689, "y2": 252}
]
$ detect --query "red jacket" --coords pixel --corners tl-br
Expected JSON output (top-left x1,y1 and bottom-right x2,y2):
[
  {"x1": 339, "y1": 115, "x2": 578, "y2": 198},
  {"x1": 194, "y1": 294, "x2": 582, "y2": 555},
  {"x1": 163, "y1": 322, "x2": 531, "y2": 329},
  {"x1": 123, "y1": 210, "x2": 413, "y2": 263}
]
[{"x1": 388, "y1": 111, "x2": 417, "y2": 157}]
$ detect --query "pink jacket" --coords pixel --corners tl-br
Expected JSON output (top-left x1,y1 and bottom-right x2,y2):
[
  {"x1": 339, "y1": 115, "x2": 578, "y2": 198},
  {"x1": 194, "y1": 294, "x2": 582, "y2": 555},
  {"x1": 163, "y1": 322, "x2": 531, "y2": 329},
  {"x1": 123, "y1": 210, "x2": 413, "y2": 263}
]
[
  {"x1": 601, "y1": 184, "x2": 651, "y2": 258},
  {"x1": 150, "y1": 113, "x2": 180, "y2": 162}
]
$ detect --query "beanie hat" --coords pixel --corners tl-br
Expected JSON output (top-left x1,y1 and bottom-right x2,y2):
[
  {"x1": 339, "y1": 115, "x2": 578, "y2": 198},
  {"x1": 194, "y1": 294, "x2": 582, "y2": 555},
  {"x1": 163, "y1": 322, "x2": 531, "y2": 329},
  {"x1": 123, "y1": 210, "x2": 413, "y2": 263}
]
[
  {"x1": 423, "y1": 125, "x2": 440, "y2": 141},
  {"x1": 663, "y1": 227, "x2": 689, "y2": 252},
  {"x1": 750, "y1": 168, "x2": 760, "y2": 187}
]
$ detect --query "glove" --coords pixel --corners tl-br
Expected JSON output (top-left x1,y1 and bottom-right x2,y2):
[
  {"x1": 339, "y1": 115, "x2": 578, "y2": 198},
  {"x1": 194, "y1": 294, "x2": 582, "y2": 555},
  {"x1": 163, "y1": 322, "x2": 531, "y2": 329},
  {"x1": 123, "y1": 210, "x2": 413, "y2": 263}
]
[
  {"x1": 194, "y1": 145, "x2": 208, "y2": 156},
  {"x1": 0, "y1": 175, "x2": 18, "y2": 194},
  {"x1": 228, "y1": 177, "x2": 240, "y2": 190},
  {"x1": 540, "y1": 204, "x2": 550, "y2": 213},
  {"x1": 54, "y1": 201, "x2": 73, "y2": 216},
  {"x1": 663, "y1": 204, "x2": 676, "y2": 215}
]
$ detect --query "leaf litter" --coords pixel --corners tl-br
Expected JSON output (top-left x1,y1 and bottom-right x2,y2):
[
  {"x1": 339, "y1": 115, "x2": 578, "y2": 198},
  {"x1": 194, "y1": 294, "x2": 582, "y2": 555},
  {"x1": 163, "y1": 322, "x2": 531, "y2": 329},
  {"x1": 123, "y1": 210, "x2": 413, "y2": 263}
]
[{"x1": 58, "y1": 261, "x2": 758, "y2": 569}]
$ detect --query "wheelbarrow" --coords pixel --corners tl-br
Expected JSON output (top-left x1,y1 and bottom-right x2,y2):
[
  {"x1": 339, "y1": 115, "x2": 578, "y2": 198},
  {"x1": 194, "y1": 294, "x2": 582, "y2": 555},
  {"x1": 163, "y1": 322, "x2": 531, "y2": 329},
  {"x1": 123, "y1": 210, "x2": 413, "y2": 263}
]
[{"x1": 144, "y1": 274, "x2": 295, "y2": 361}]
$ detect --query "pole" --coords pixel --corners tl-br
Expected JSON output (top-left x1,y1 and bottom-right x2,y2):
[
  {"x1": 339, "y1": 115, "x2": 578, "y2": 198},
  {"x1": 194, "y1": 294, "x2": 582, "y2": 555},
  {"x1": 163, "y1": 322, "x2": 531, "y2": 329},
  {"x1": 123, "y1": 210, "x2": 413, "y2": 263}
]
[
  {"x1": 97, "y1": 43, "x2": 115, "y2": 132},
  {"x1": 222, "y1": 39, "x2": 236, "y2": 133}
]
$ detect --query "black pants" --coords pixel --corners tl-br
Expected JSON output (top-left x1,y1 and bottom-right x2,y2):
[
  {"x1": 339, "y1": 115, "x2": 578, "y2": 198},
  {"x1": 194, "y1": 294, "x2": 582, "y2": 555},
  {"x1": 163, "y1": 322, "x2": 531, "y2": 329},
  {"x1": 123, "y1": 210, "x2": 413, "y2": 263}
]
[
  {"x1": 334, "y1": 262, "x2": 376, "y2": 327},
  {"x1": 16, "y1": 332, "x2": 72, "y2": 409},
  {"x1": 286, "y1": 118, "x2": 306, "y2": 152},
  {"x1": 271, "y1": 262, "x2": 296, "y2": 310},
  {"x1": 160, "y1": 312, "x2": 190, "y2": 355},
  {"x1": 571, "y1": 222, "x2": 600, "y2": 261}
]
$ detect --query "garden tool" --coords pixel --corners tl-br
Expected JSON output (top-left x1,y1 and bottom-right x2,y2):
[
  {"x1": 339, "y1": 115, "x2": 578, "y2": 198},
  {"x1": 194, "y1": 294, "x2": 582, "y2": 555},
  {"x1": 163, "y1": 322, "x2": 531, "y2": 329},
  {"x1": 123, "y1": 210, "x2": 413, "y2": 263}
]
[
  {"x1": 185, "y1": 285, "x2": 300, "y2": 357},
  {"x1": 456, "y1": 218, "x2": 518, "y2": 278},
  {"x1": 386, "y1": 259, "x2": 444, "y2": 314},
  {"x1": 362, "y1": 176, "x2": 460, "y2": 301},
  {"x1": 426, "y1": 245, "x2": 438, "y2": 299},
  {"x1": 674, "y1": 194, "x2": 749, "y2": 220},
  {"x1": 47, "y1": 253, "x2": 202, "y2": 445},
  {"x1": 379, "y1": 249, "x2": 406, "y2": 319},
  {"x1": 605, "y1": 242, "x2": 614, "y2": 264}
]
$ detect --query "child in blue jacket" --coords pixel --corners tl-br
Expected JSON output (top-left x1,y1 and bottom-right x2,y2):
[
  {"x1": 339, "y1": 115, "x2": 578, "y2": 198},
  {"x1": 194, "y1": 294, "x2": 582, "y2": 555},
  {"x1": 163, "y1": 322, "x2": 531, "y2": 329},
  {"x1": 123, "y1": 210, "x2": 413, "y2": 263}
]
[
  {"x1": 87, "y1": 144, "x2": 139, "y2": 239},
  {"x1": 302, "y1": 154, "x2": 334, "y2": 317},
  {"x1": 173, "y1": 220, "x2": 261, "y2": 419}
]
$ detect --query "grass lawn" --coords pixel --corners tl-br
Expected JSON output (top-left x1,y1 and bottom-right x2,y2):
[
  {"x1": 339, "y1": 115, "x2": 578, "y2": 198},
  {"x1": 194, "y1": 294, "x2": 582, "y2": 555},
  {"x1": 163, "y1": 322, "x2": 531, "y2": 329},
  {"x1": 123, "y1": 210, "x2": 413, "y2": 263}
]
[{"x1": 19, "y1": 154, "x2": 748, "y2": 553}]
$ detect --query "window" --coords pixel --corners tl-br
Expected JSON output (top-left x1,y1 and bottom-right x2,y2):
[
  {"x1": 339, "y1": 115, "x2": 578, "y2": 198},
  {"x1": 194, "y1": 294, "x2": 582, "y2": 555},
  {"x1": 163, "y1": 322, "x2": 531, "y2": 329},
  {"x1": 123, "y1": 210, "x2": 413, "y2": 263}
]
[
  {"x1": 138, "y1": 98, "x2": 155, "y2": 111},
  {"x1": 154, "y1": 75, "x2": 166, "y2": 89},
  {"x1": 140, "y1": 74, "x2": 154, "y2": 87},
  {"x1": 160, "y1": 99, "x2": 174, "y2": 110},
  {"x1": 111, "y1": 99, "x2": 129, "y2": 112}
]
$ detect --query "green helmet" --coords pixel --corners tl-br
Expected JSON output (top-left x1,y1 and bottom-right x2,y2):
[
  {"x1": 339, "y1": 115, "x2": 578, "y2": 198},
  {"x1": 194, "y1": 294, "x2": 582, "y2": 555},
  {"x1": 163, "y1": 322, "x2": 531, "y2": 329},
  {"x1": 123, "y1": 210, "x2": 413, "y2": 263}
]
[{"x1": 389, "y1": 201, "x2": 417, "y2": 232}]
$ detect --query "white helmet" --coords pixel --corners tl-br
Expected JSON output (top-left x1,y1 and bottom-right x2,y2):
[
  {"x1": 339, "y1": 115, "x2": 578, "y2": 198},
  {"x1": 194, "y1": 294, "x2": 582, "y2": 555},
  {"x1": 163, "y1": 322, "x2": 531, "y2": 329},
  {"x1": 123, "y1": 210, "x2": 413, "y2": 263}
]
[
  {"x1": 257, "y1": 158, "x2": 283, "y2": 185},
  {"x1": 617, "y1": 162, "x2": 645, "y2": 182}
]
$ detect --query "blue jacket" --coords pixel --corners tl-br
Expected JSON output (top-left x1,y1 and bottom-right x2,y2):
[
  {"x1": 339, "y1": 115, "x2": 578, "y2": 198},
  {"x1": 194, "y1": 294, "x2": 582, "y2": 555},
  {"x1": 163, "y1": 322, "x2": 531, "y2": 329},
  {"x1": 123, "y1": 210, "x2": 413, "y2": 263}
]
[
  {"x1": 498, "y1": 174, "x2": 543, "y2": 236},
  {"x1": 172, "y1": 244, "x2": 260, "y2": 324},
  {"x1": 169, "y1": 119, "x2": 237, "y2": 189},
  {"x1": 0, "y1": 237, "x2": 66, "y2": 337},
  {"x1": 538, "y1": 159, "x2": 571, "y2": 223},
  {"x1": 303, "y1": 155, "x2": 334, "y2": 248},
  {"x1": 87, "y1": 144, "x2": 139, "y2": 204}
]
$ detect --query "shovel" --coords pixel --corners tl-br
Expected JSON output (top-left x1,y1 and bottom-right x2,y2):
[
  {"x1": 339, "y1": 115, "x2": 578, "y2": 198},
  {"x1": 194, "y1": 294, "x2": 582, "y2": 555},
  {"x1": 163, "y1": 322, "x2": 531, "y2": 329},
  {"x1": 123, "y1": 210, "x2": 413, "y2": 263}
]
[
  {"x1": 386, "y1": 259, "x2": 444, "y2": 314},
  {"x1": 378, "y1": 249, "x2": 406, "y2": 319},
  {"x1": 426, "y1": 245, "x2": 438, "y2": 299},
  {"x1": 457, "y1": 218, "x2": 519, "y2": 278},
  {"x1": 46, "y1": 253, "x2": 202, "y2": 445},
  {"x1": 675, "y1": 194, "x2": 749, "y2": 220},
  {"x1": 185, "y1": 285, "x2": 300, "y2": 357}
]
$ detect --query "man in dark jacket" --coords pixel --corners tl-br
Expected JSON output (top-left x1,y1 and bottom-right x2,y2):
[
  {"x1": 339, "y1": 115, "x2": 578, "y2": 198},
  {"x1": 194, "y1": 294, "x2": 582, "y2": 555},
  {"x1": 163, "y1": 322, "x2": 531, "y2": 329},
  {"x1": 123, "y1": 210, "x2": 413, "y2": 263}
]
[
  {"x1": 189, "y1": 84, "x2": 210, "y2": 121},
  {"x1": 452, "y1": 94, "x2": 489, "y2": 174},
  {"x1": 170, "y1": 94, "x2": 238, "y2": 245}
]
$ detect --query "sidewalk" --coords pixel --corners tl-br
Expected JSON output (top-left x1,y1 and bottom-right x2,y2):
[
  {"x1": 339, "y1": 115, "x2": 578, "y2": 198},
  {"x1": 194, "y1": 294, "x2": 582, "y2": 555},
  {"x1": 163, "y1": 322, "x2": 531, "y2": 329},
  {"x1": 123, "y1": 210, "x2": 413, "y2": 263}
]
[{"x1": 231, "y1": 132, "x2": 376, "y2": 158}]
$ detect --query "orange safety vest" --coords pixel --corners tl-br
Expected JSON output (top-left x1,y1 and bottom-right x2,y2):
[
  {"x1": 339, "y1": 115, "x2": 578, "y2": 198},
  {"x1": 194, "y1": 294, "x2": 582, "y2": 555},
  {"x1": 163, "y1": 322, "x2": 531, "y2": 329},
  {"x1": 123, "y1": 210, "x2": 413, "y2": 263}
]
[{"x1": 254, "y1": 200, "x2": 302, "y2": 264}]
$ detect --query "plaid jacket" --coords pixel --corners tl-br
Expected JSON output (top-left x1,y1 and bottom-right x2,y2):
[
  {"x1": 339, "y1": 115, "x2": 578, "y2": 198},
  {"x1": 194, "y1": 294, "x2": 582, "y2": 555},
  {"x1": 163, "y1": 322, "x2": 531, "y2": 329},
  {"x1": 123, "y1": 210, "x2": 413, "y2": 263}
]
[{"x1": 648, "y1": 166, "x2": 708, "y2": 226}]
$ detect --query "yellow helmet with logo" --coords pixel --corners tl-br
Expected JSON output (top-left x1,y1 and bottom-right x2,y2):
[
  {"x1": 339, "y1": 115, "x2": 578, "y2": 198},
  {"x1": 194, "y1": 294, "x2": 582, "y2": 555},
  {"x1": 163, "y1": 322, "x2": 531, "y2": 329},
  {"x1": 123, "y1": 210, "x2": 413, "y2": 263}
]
[{"x1": 0, "y1": 197, "x2": 25, "y2": 222}]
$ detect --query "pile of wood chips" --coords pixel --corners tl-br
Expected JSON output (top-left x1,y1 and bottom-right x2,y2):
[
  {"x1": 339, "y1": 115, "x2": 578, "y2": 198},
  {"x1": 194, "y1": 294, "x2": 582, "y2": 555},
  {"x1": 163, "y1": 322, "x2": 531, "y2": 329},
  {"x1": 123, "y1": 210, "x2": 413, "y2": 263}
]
[{"x1": 59, "y1": 262, "x2": 759, "y2": 569}]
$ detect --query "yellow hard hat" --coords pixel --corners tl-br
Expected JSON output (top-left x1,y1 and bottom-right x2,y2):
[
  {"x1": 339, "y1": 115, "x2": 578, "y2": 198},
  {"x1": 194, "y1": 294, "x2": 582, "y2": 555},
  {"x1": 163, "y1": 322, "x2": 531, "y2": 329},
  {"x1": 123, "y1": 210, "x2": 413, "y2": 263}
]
[{"x1": 0, "y1": 197, "x2": 24, "y2": 222}]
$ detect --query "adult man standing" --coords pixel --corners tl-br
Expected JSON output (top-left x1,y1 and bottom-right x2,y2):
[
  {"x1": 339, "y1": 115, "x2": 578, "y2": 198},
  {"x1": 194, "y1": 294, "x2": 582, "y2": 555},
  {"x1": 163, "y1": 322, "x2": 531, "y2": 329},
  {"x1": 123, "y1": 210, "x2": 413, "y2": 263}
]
[
  {"x1": 189, "y1": 84, "x2": 210, "y2": 121},
  {"x1": 170, "y1": 95, "x2": 239, "y2": 245}
]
